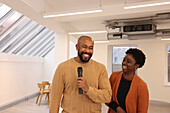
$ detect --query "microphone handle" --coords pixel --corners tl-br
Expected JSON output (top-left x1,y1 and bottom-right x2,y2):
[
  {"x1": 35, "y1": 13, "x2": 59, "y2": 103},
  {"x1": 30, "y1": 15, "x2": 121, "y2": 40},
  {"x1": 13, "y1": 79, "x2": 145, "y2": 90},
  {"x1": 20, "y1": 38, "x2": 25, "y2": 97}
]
[
  {"x1": 78, "y1": 68, "x2": 83, "y2": 94},
  {"x1": 79, "y1": 88, "x2": 83, "y2": 94},
  {"x1": 78, "y1": 72, "x2": 83, "y2": 94}
]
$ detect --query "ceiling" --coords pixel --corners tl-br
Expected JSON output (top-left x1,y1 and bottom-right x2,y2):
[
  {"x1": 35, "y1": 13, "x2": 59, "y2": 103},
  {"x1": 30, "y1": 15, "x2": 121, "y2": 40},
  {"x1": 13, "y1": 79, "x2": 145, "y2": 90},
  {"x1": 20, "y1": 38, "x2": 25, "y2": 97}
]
[{"x1": 2, "y1": 0, "x2": 170, "y2": 40}]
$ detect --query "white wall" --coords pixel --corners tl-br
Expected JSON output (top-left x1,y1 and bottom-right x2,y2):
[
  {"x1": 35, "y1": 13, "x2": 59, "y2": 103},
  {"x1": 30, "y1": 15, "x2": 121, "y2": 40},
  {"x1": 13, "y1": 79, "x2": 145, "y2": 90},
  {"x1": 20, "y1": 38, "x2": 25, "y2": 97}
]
[
  {"x1": 43, "y1": 48, "x2": 55, "y2": 82},
  {"x1": 0, "y1": 53, "x2": 43, "y2": 106},
  {"x1": 93, "y1": 43, "x2": 108, "y2": 68},
  {"x1": 93, "y1": 37, "x2": 170, "y2": 103},
  {"x1": 54, "y1": 33, "x2": 69, "y2": 66},
  {"x1": 69, "y1": 36, "x2": 77, "y2": 59},
  {"x1": 42, "y1": 32, "x2": 69, "y2": 82}
]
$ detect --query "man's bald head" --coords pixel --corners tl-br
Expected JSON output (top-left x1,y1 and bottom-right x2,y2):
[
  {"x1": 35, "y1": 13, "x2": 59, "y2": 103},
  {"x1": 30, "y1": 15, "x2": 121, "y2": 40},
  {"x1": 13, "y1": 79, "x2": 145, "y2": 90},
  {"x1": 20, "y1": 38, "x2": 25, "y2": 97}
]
[{"x1": 77, "y1": 36, "x2": 93, "y2": 45}]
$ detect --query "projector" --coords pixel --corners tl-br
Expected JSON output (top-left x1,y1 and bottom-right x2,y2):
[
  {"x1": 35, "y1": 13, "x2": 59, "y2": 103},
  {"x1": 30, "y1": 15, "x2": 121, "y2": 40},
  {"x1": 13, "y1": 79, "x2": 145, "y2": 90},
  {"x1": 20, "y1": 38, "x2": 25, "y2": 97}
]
[{"x1": 123, "y1": 24, "x2": 156, "y2": 35}]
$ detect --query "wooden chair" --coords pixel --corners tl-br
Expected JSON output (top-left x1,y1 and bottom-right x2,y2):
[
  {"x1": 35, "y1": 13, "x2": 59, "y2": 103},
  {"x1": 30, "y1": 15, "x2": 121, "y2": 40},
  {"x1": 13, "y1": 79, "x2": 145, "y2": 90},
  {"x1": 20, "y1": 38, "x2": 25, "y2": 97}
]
[
  {"x1": 36, "y1": 83, "x2": 50, "y2": 106},
  {"x1": 42, "y1": 81, "x2": 50, "y2": 100}
]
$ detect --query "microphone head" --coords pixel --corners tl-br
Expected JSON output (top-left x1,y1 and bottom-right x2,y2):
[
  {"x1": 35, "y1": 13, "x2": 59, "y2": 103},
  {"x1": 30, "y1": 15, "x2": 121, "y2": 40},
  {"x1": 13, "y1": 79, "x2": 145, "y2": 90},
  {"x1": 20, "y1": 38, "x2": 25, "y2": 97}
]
[{"x1": 77, "y1": 67, "x2": 82, "y2": 72}]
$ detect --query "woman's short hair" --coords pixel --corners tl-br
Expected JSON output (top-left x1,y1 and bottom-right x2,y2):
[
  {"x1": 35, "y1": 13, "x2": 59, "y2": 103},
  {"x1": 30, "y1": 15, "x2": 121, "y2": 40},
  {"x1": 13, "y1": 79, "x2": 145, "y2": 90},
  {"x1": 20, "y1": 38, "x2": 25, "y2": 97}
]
[{"x1": 126, "y1": 48, "x2": 146, "y2": 68}]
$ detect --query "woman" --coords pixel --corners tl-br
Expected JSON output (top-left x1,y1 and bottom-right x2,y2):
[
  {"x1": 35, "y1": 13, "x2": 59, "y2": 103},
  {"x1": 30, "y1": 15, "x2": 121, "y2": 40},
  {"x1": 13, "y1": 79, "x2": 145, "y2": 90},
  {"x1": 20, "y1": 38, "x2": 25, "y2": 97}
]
[{"x1": 107, "y1": 48, "x2": 149, "y2": 113}]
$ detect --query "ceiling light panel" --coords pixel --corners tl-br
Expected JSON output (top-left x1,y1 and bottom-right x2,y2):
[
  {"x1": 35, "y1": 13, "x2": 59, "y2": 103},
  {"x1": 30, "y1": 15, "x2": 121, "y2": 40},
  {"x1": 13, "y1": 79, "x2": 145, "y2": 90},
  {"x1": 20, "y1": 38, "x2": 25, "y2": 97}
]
[
  {"x1": 43, "y1": 8, "x2": 102, "y2": 18},
  {"x1": 124, "y1": 0, "x2": 170, "y2": 9},
  {"x1": 68, "y1": 30, "x2": 107, "y2": 35}
]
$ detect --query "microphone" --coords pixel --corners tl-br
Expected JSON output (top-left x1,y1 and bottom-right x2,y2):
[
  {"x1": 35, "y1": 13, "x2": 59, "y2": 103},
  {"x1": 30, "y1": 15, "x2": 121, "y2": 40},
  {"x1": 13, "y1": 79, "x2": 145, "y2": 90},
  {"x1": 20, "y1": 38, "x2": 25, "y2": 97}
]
[{"x1": 77, "y1": 67, "x2": 83, "y2": 94}]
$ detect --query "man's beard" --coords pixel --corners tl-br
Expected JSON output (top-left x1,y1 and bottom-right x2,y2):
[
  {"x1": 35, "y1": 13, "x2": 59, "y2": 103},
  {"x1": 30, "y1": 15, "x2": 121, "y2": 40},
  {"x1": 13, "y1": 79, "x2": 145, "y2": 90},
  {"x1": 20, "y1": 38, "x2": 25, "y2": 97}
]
[{"x1": 78, "y1": 51, "x2": 92, "y2": 63}]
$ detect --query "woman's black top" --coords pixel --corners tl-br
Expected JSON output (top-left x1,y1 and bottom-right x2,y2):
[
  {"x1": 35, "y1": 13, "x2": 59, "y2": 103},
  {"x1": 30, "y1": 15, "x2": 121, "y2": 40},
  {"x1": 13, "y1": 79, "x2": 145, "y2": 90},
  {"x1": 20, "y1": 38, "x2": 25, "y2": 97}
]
[{"x1": 108, "y1": 76, "x2": 132, "y2": 112}]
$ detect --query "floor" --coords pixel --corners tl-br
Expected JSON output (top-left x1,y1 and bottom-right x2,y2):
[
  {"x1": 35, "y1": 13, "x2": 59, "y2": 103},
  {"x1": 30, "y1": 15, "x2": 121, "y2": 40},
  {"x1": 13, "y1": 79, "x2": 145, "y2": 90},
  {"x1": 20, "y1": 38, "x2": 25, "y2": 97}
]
[
  {"x1": 148, "y1": 104, "x2": 170, "y2": 113},
  {"x1": 0, "y1": 97, "x2": 49, "y2": 113},
  {"x1": 0, "y1": 97, "x2": 170, "y2": 113}
]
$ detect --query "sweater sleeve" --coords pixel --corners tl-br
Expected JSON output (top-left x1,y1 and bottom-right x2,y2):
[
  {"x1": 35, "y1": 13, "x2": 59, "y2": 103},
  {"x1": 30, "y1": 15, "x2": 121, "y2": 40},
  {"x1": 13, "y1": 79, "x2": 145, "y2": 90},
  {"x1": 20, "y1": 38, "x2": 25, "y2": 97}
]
[
  {"x1": 49, "y1": 64, "x2": 64, "y2": 113},
  {"x1": 108, "y1": 101, "x2": 119, "y2": 112},
  {"x1": 85, "y1": 65, "x2": 112, "y2": 103},
  {"x1": 137, "y1": 82, "x2": 149, "y2": 113}
]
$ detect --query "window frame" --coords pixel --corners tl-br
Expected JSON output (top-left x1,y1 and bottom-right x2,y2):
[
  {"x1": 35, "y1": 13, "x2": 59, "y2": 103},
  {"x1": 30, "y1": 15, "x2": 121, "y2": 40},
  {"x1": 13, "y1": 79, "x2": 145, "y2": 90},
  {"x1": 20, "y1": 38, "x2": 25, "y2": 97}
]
[{"x1": 164, "y1": 44, "x2": 170, "y2": 86}]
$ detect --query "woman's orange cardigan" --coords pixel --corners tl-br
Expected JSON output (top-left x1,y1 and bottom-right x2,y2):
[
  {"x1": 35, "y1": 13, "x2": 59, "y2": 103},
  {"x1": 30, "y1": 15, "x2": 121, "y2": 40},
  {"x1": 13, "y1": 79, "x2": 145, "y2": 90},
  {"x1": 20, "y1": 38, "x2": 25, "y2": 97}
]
[{"x1": 107, "y1": 71, "x2": 149, "y2": 113}]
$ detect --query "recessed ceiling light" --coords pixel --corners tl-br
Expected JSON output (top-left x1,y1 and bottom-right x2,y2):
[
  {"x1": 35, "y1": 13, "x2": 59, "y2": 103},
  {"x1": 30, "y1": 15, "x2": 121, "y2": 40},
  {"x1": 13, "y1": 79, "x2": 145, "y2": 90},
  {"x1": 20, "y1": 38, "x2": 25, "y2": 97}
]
[{"x1": 68, "y1": 31, "x2": 107, "y2": 35}]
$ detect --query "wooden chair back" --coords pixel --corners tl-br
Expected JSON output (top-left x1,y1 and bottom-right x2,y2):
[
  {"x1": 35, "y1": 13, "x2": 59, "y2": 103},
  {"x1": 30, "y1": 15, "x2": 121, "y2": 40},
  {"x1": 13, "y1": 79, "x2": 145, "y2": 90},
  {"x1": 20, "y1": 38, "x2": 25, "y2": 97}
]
[
  {"x1": 37, "y1": 83, "x2": 45, "y2": 91},
  {"x1": 42, "y1": 81, "x2": 50, "y2": 88}
]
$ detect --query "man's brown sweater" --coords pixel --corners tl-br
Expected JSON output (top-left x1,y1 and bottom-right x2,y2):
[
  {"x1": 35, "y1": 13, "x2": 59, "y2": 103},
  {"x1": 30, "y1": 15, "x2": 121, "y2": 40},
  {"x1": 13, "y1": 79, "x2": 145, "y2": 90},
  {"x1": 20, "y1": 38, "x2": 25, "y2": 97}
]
[{"x1": 49, "y1": 58, "x2": 112, "y2": 113}]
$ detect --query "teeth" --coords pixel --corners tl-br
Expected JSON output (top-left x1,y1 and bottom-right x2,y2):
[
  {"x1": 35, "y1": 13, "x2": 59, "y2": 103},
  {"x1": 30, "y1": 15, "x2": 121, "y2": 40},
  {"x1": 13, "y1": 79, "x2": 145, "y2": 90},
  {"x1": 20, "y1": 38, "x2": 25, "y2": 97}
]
[
  {"x1": 123, "y1": 66, "x2": 127, "y2": 69},
  {"x1": 84, "y1": 54, "x2": 89, "y2": 57}
]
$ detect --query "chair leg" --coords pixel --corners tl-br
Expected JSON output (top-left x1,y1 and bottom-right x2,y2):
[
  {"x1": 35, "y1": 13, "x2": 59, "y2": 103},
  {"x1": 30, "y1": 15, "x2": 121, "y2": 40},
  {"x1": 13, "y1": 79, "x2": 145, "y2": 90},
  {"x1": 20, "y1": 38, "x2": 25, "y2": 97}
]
[
  {"x1": 47, "y1": 93, "x2": 50, "y2": 107},
  {"x1": 45, "y1": 94, "x2": 48, "y2": 100},
  {"x1": 38, "y1": 93, "x2": 43, "y2": 106},
  {"x1": 36, "y1": 93, "x2": 40, "y2": 104}
]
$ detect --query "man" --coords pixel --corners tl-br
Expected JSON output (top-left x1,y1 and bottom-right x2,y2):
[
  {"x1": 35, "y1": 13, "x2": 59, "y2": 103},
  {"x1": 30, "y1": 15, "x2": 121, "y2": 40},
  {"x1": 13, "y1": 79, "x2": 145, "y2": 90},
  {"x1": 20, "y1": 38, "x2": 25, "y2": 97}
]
[{"x1": 49, "y1": 36, "x2": 112, "y2": 113}]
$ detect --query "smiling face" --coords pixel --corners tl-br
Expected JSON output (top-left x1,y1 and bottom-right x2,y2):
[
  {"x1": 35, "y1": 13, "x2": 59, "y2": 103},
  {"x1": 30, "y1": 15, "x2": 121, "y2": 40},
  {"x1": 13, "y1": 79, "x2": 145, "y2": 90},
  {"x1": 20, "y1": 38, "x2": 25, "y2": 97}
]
[
  {"x1": 122, "y1": 54, "x2": 139, "y2": 74},
  {"x1": 76, "y1": 36, "x2": 94, "y2": 63}
]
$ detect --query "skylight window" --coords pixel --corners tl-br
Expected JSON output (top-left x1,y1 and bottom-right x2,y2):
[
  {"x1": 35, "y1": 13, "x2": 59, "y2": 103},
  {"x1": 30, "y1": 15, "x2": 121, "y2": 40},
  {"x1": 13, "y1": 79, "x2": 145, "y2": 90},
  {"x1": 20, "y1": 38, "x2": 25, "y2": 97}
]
[
  {"x1": 0, "y1": 4, "x2": 11, "y2": 19},
  {"x1": 0, "y1": 3, "x2": 55, "y2": 57}
]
